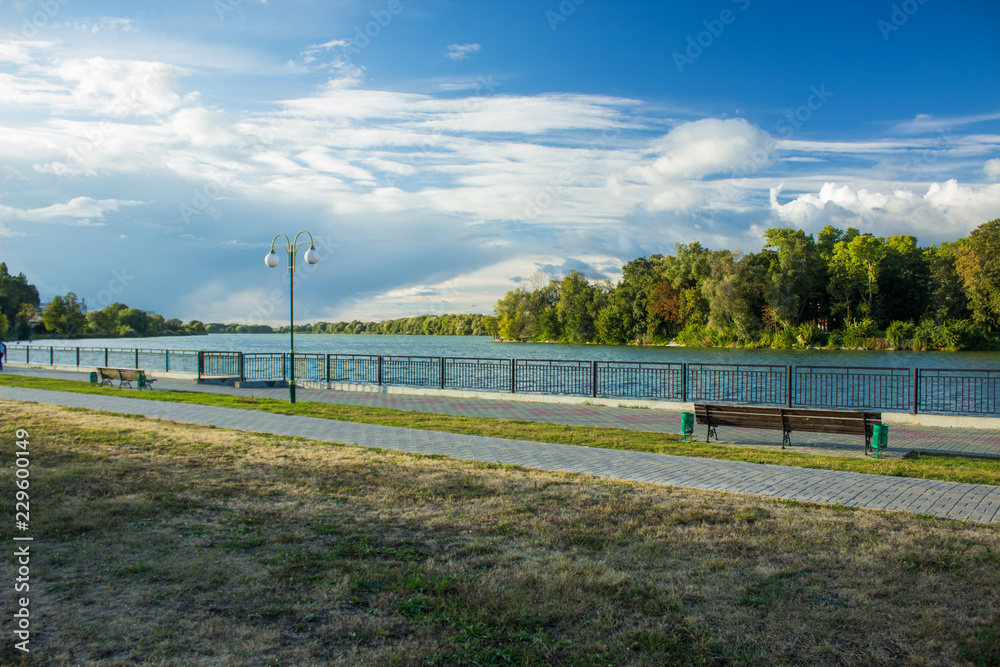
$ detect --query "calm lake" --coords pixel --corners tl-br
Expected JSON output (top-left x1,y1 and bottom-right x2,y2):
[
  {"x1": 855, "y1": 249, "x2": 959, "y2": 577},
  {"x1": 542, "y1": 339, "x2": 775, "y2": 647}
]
[{"x1": 12, "y1": 334, "x2": 1000, "y2": 370}]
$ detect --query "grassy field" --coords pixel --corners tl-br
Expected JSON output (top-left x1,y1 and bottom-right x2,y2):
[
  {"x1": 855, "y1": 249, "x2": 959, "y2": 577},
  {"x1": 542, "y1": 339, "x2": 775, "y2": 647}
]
[
  {"x1": 2, "y1": 373, "x2": 1000, "y2": 486},
  {"x1": 1, "y1": 400, "x2": 999, "y2": 665}
]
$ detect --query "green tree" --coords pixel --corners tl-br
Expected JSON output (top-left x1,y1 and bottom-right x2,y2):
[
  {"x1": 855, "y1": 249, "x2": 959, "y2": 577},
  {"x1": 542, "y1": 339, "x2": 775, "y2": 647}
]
[
  {"x1": 828, "y1": 234, "x2": 886, "y2": 322},
  {"x1": 875, "y1": 235, "x2": 930, "y2": 325},
  {"x1": 702, "y1": 251, "x2": 768, "y2": 341},
  {"x1": 557, "y1": 270, "x2": 599, "y2": 343},
  {"x1": 41, "y1": 292, "x2": 87, "y2": 337},
  {"x1": 120, "y1": 308, "x2": 151, "y2": 335},
  {"x1": 0, "y1": 263, "x2": 41, "y2": 340},
  {"x1": 923, "y1": 242, "x2": 970, "y2": 322},
  {"x1": 86, "y1": 302, "x2": 128, "y2": 335},
  {"x1": 955, "y1": 219, "x2": 1000, "y2": 329},
  {"x1": 762, "y1": 227, "x2": 826, "y2": 328}
]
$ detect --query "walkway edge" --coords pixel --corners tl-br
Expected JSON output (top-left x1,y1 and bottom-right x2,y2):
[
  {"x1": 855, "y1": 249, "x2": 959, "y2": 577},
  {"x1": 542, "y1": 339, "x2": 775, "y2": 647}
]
[
  {"x1": 3, "y1": 386, "x2": 999, "y2": 524},
  {"x1": 8, "y1": 362, "x2": 1000, "y2": 430}
]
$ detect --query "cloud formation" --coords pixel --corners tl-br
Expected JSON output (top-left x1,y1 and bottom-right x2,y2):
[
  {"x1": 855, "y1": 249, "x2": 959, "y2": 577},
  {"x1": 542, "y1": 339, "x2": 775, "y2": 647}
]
[
  {"x1": 3, "y1": 32, "x2": 999, "y2": 323},
  {"x1": 444, "y1": 43, "x2": 481, "y2": 60}
]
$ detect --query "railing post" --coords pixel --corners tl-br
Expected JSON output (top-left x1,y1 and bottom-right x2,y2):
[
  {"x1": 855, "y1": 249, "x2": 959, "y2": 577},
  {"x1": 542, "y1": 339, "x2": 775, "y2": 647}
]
[
  {"x1": 50, "y1": 346, "x2": 54, "y2": 366},
  {"x1": 511, "y1": 359, "x2": 517, "y2": 393},
  {"x1": 682, "y1": 363, "x2": 688, "y2": 402},
  {"x1": 25, "y1": 346, "x2": 29, "y2": 364},
  {"x1": 591, "y1": 361, "x2": 597, "y2": 398},
  {"x1": 135, "y1": 348, "x2": 139, "y2": 369},
  {"x1": 378, "y1": 355, "x2": 383, "y2": 385},
  {"x1": 912, "y1": 367, "x2": 919, "y2": 415},
  {"x1": 165, "y1": 350, "x2": 170, "y2": 373},
  {"x1": 787, "y1": 365, "x2": 793, "y2": 408},
  {"x1": 76, "y1": 347, "x2": 80, "y2": 367},
  {"x1": 105, "y1": 348, "x2": 109, "y2": 367},
  {"x1": 239, "y1": 352, "x2": 245, "y2": 383},
  {"x1": 326, "y1": 354, "x2": 331, "y2": 383},
  {"x1": 440, "y1": 357, "x2": 446, "y2": 389},
  {"x1": 197, "y1": 351, "x2": 203, "y2": 381}
]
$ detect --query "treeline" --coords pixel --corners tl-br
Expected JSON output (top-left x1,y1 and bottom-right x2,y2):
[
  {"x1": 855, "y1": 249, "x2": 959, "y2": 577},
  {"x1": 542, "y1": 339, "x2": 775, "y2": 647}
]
[
  {"x1": 493, "y1": 220, "x2": 1000, "y2": 351},
  {"x1": 242, "y1": 313, "x2": 499, "y2": 337},
  {"x1": 0, "y1": 265, "x2": 207, "y2": 339}
]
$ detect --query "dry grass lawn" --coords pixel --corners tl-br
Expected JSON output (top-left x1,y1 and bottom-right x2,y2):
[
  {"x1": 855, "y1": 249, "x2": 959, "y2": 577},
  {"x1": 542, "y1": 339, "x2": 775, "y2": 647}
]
[{"x1": 1, "y1": 399, "x2": 999, "y2": 666}]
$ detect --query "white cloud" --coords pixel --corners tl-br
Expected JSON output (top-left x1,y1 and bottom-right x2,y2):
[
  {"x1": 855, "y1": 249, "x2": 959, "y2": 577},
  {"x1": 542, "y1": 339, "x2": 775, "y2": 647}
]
[
  {"x1": 985, "y1": 158, "x2": 1000, "y2": 181},
  {"x1": 69, "y1": 17, "x2": 138, "y2": 34},
  {"x1": 630, "y1": 118, "x2": 770, "y2": 182},
  {"x1": 0, "y1": 40, "x2": 53, "y2": 64},
  {"x1": 0, "y1": 197, "x2": 143, "y2": 226},
  {"x1": 770, "y1": 180, "x2": 1000, "y2": 241},
  {"x1": 51, "y1": 57, "x2": 187, "y2": 117},
  {"x1": 445, "y1": 43, "x2": 481, "y2": 60}
]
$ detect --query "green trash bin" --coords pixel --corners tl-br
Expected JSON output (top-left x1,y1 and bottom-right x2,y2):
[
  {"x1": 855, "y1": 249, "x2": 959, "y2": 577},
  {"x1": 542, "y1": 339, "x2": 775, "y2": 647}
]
[
  {"x1": 870, "y1": 424, "x2": 888, "y2": 457},
  {"x1": 681, "y1": 412, "x2": 695, "y2": 442},
  {"x1": 89, "y1": 371, "x2": 98, "y2": 386}
]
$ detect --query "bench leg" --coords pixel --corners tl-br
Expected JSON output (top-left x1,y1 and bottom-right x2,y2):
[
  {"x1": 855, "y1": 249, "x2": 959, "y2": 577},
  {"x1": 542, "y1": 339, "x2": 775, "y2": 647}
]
[
  {"x1": 782, "y1": 430, "x2": 791, "y2": 449},
  {"x1": 706, "y1": 425, "x2": 717, "y2": 442}
]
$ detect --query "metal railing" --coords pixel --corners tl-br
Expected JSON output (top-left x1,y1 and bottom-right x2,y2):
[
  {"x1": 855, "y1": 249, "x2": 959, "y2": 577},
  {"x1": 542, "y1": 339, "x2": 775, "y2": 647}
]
[
  {"x1": 6, "y1": 345, "x2": 199, "y2": 374},
  {"x1": 5, "y1": 344, "x2": 999, "y2": 416}
]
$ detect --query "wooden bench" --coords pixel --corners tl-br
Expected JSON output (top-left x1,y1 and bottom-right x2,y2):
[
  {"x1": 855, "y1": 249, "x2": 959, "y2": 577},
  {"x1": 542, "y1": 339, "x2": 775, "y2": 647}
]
[
  {"x1": 97, "y1": 367, "x2": 156, "y2": 390},
  {"x1": 694, "y1": 403, "x2": 882, "y2": 455}
]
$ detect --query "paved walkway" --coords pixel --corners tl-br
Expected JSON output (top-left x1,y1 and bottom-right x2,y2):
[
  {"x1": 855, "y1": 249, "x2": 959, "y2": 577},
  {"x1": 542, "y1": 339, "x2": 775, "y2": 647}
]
[
  {"x1": 6, "y1": 367, "x2": 1000, "y2": 460},
  {"x1": 2, "y1": 385, "x2": 999, "y2": 524}
]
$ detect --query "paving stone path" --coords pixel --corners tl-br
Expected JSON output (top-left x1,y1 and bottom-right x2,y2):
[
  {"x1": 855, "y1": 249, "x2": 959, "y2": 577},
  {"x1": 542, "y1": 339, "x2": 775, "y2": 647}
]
[
  {"x1": 7, "y1": 367, "x2": 1000, "y2": 459},
  {"x1": 3, "y1": 385, "x2": 999, "y2": 524}
]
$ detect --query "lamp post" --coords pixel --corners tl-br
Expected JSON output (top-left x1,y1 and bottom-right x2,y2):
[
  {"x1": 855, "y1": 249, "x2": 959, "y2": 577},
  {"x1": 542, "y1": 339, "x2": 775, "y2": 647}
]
[{"x1": 265, "y1": 231, "x2": 320, "y2": 404}]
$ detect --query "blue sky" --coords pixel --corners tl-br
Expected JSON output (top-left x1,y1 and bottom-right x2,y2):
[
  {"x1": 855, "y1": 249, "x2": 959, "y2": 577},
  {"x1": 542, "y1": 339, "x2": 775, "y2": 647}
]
[{"x1": 1, "y1": 0, "x2": 999, "y2": 324}]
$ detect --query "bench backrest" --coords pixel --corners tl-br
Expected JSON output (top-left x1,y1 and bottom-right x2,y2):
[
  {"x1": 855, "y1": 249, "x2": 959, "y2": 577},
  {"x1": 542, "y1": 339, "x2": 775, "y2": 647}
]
[
  {"x1": 98, "y1": 367, "x2": 142, "y2": 381},
  {"x1": 695, "y1": 404, "x2": 881, "y2": 436}
]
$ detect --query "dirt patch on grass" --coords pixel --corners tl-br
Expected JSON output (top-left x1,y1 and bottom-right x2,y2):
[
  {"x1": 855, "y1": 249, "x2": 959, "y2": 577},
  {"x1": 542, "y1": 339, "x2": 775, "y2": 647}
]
[{"x1": 1, "y1": 399, "x2": 998, "y2": 665}]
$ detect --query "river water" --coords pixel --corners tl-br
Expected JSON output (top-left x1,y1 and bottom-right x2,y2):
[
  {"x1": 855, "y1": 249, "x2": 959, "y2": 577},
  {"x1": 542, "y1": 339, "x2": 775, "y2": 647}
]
[{"x1": 11, "y1": 334, "x2": 1000, "y2": 370}]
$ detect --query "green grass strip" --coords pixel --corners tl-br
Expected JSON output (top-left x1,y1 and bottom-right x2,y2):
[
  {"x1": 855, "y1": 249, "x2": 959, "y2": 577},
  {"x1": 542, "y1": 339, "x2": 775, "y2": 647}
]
[{"x1": 1, "y1": 373, "x2": 998, "y2": 486}]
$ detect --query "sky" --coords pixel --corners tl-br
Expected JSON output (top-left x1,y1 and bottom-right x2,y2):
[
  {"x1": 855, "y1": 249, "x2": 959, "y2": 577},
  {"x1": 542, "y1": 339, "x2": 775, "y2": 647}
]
[{"x1": 1, "y1": 0, "x2": 999, "y2": 325}]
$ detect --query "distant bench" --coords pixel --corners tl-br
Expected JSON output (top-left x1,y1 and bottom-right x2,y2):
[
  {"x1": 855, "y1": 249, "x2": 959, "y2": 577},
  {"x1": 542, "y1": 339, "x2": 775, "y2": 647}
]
[
  {"x1": 694, "y1": 403, "x2": 882, "y2": 454},
  {"x1": 97, "y1": 367, "x2": 156, "y2": 390}
]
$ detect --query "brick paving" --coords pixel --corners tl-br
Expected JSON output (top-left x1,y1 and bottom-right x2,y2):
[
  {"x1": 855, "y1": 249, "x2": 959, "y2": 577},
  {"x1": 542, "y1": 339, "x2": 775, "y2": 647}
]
[
  {"x1": 6, "y1": 366, "x2": 1000, "y2": 460},
  {"x1": 2, "y1": 380, "x2": 999, "y2": 524}
]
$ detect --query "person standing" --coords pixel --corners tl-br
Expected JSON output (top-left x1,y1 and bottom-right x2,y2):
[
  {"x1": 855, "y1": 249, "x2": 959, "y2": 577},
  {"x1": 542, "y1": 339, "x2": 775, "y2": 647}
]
[{"x1": 0, "y1": 340, "x2": 6, "y2": 371}]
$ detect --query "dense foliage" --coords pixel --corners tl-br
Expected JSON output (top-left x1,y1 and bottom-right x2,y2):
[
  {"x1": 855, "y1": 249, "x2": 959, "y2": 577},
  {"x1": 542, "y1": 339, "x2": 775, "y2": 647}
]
[
  {"x1": 0, "y1": 262, "x2": 41, "y2": 340},
  {"x1": 0, "y1": 267, "x2": 207, "y2": 340},
  {"x1": 492, "y1": 220, "x2": 1000, "y2": 350},
  {"x1": 251, "y1": 313, "x2": 500, "y2": 337},
  {"x1": 6, "y1": 219, "x2": 999, "y2": 350}
]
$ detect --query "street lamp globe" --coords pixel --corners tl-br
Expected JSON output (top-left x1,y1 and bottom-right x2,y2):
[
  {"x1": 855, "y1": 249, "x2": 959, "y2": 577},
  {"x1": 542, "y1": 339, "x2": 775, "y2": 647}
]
[
  {"x1": 304, "y1": 247, "x2": 320, "y2": 265},
  {"x1": 264, "y1": 251, "x2": 280, "y2": 268}
]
